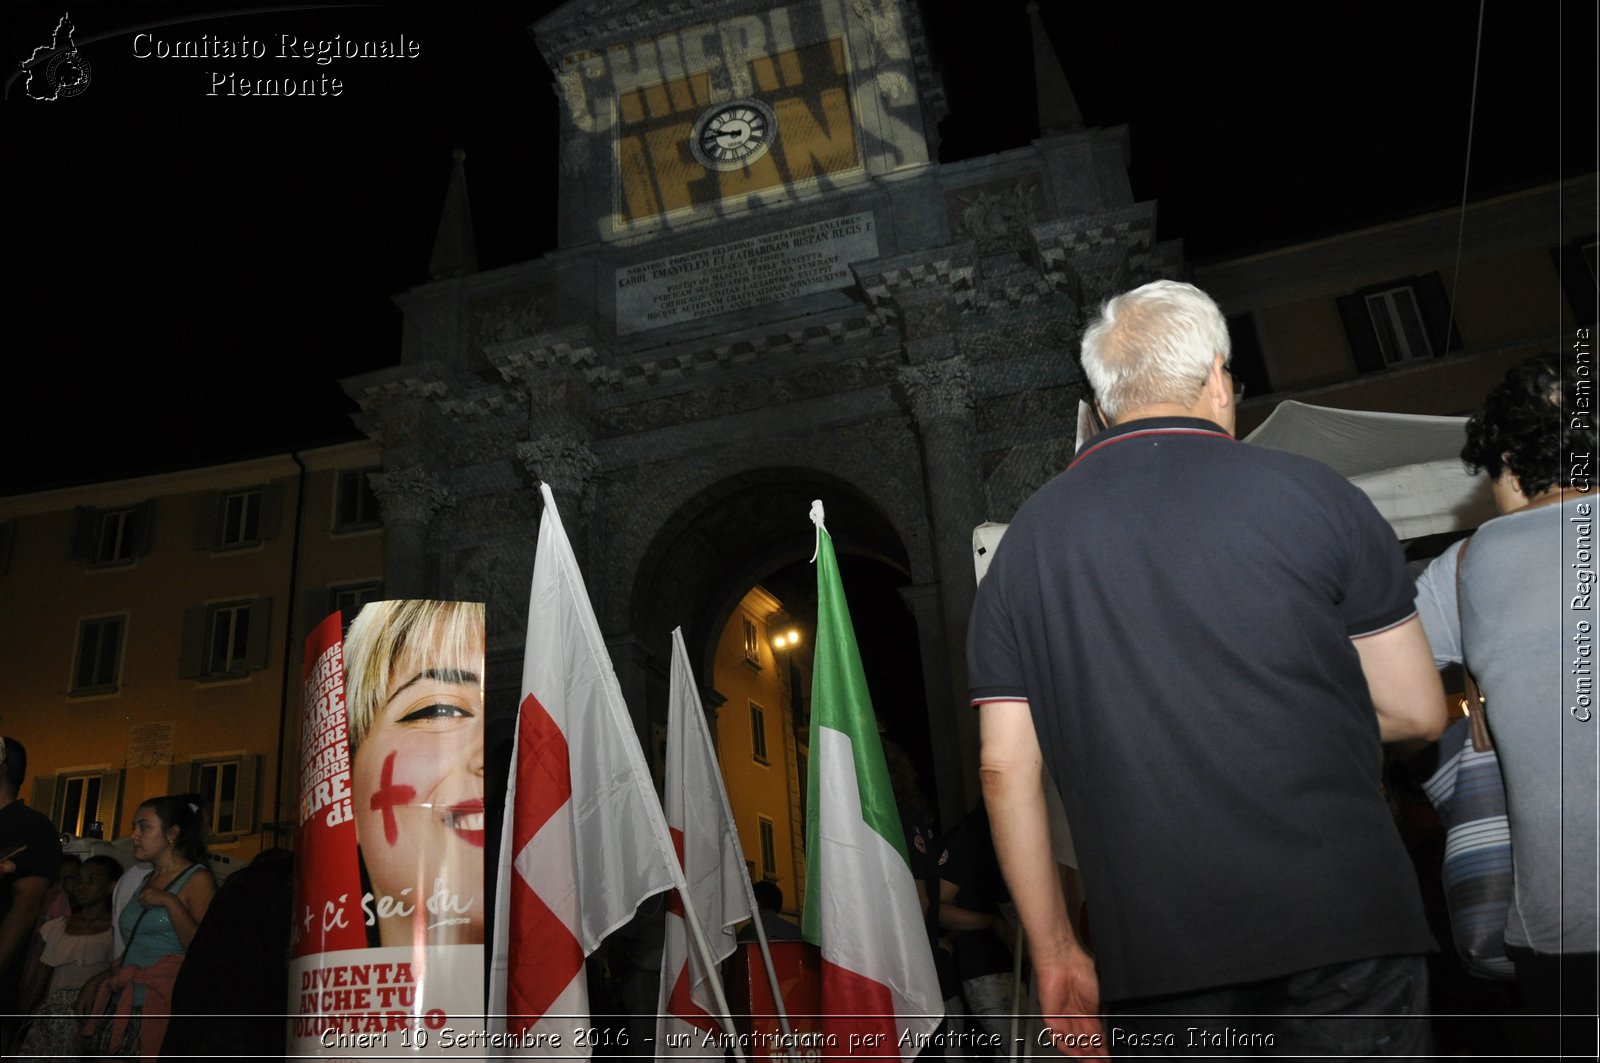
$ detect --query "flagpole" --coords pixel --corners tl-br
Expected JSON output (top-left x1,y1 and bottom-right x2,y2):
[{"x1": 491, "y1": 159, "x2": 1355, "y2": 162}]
[
  {"x1": 670, "y1": 627, "x2": 798, "y2": 1063},
  {"x1": 740, "y1": 886, "x2": 802, "y2": 1063},
  {"x1": 675, "y1": 872, "x2": 749, "y2": 1062}
]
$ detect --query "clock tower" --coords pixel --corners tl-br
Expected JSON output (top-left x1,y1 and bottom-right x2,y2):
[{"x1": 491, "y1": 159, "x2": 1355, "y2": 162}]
[{"x1": 533, "y1": 0, "x2": 946, "y2": 243}]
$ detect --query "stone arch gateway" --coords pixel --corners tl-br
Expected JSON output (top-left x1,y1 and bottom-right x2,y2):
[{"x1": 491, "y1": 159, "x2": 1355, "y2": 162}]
[{"x1": 343, "y1": 0, "x2": 1179, "y2": 824}]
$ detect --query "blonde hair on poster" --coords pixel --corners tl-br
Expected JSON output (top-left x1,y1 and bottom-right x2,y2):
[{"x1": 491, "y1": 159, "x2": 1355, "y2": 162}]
[{"x1": 343, "y1": 600, "x2": 485, "y2": 751}]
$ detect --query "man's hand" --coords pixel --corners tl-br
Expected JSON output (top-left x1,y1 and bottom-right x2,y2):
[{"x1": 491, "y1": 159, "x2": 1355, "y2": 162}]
[
  {"x1": 1036, "y1": 945, "x2": 1103, "y2": 1056},
  {"x1": 979, "y1": 700, "x2": 1107, "y2": 1056}
]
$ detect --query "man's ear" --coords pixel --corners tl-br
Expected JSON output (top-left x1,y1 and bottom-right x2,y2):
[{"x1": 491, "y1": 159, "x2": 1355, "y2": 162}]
[{"x1": 1204, "y1": 354, "x2": 1231, "y2": 409}]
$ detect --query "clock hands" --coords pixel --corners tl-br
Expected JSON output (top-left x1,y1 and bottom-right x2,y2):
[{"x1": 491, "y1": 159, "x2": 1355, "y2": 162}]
[{"x1": 691, "y1": 100, "x2": 775, "y2": 169}]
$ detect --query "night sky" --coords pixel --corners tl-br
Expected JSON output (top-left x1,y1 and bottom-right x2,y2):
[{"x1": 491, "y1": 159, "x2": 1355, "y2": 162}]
[{"x1": 6, "y1": 0, "x2": 1592, "y2": 494}]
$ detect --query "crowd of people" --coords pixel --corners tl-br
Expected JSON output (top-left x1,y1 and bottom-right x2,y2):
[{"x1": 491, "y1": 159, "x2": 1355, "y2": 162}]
[
  {"x1": 1, "y1": 279, "x2": 1591, "y2": 1060},
  {"x1": 0, "y1": 737, "x2": 293, "y2": 1060}
]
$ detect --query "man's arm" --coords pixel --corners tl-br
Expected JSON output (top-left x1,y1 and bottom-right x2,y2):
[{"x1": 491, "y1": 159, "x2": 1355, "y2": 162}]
[
  {"x1": 978, "y1": 701, "x2": 1102, "y2": 1055},
  {"x1": 1353, "y1": 616, "x2": 1448, "y2": 743},
  {"x1": 0, "y1": 874, "x2": 48, "y2": 974}
]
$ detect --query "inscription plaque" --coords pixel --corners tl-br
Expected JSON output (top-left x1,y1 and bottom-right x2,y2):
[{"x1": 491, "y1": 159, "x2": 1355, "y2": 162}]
[{"x1": 615, "y1": 211, "x2": 878, "y2": 335}]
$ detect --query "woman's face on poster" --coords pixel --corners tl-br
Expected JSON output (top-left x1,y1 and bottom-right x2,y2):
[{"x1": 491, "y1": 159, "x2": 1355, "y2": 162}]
[{"x1": 352, "y1": 635, "x2": 485, "y2": 945}]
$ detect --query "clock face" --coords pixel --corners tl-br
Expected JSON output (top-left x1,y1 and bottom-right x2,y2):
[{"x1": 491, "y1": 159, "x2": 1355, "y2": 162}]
[{"x1": 691, "y1": 100, "x2": 777, "y2": 171}]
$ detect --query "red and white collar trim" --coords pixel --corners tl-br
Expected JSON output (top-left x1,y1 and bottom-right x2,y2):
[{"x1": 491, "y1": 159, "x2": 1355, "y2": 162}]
[{"x1": 1070, "y1": 419, "x2": 1233, "y2": 471}]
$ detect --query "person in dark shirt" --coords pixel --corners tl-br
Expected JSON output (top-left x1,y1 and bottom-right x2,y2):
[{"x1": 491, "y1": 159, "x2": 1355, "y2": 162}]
[
  {"x1": 0, "y1": 736, "x2": 62, "y2": 1054},
  {"x1": 972, "y1": 281, "x2": 1447, "y2": 1056}
]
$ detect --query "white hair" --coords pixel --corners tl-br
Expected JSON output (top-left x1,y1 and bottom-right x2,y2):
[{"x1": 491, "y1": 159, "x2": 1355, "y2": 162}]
[{"x1": 1080, "y1": 280, "x2": 1231, "y2": 420}]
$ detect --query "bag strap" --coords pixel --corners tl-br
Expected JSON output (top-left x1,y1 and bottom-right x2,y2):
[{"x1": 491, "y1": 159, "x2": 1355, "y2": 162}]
[
  {"x1": 121, "y1": 872, "x2": 156, "y2": 951},
  {"x1": 1456, "y1": 537, "x2": 1493, "y2": 754},
  {"x1": 123, "y1": 862, "x2": 203, "y2": 952}
]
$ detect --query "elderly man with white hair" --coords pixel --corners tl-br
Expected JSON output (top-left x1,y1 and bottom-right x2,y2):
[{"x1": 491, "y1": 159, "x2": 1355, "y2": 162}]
[{"x1": 970, "y1": 280, "x2": 1446, "y2": 1058}]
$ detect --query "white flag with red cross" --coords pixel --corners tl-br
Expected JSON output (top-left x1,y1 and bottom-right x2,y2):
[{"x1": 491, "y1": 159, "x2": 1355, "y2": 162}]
[
  {"x1": 656, "y1": 627, "x2": 754, "y2": 1054},
  {"x1": 489, "y1": 483, "x2": 681, "y2": 1053}
]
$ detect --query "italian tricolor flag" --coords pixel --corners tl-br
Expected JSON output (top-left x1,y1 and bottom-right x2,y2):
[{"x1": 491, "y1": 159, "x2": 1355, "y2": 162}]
[{"x1": 803, "y1": 514, "x2": 943, "y2": 1059}]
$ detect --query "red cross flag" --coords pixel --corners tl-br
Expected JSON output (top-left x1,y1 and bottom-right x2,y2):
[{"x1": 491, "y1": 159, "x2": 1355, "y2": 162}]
[
  {"x1": 489, "y1": 483, "x2": 681, "y2": 1053},
  {"x1": 657, "y1": 627, "x2": 753, "y2": 1053}
]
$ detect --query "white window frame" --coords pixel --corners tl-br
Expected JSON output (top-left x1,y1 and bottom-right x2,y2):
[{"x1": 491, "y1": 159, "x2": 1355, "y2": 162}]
[
  {"x1": 95, "y1": 507, "x2": 138, "y2": 565},
  {"x1": 750, "y1": 701, "x2": 769, "y2": 763},
  {"x1": 758, "y1": 816, "x2": 778, "y2": 879},
  {"x1": 217, "y1": 488, "x2": 262, "y2": 547},
  {"x1": 330, "y1": 581, "x2": 383, "y2": 633},
  {"x1": 742, "y1": 616, "x2": 761, "y2": 668},
  {"x1": 196, "y1": 758, "x2": 242, "y2": 835},
  {"x1": 334, "y1": 468, "x2": 381, "y2": 532},
  {"x1": 206, "y1": 601, "x2": 252, "y2": 677},
  {"x1": 1363, "y1": 286, "x2": 1434, "y2": 366},
  {"x1": 56, "y1": 772, "x2": 104, "y2": 836}
]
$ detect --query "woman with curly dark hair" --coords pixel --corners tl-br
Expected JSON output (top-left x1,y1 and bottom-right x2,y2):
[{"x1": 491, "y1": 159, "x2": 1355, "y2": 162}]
[{"x1": 1414, "y1": 348, "x2": 1596, "y2": 1055}]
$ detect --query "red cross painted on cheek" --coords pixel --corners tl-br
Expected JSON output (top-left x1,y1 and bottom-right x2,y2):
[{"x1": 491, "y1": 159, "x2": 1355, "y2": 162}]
[{"x1": 369, "y1": 750, "x2": 416, "y2": 847}]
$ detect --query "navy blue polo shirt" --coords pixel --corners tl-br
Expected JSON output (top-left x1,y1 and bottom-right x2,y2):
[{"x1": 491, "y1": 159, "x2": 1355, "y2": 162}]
[{"x1": 968, "y1": 416, "x2": 1433, "y2": 1003}]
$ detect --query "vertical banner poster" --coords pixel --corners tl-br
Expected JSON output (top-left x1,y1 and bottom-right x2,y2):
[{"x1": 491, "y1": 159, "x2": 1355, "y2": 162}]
[{"x1": 289, "y1": 602, "x2": 487, "y2": 1057}]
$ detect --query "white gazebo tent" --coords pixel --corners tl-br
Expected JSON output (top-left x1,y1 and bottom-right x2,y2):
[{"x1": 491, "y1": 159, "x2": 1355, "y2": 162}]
[
  {"x1": 1241, "y1": 401, "x2": 1495, "y2": 540},
  {"x1": 977, "y1": 401, "x2": 1493, "y2": 582}
]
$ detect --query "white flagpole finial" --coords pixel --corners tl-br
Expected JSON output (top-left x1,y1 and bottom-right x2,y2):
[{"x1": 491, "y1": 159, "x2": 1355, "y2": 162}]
[{"x1": 809, "y1": 499, "x2": 826, "y2": 562}]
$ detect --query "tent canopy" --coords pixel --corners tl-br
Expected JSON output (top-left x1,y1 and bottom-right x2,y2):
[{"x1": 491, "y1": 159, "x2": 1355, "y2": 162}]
[
  {"x1": 1069, "y1": 399, "x2": 1495, "y2": 539},
  {"x1": 1243, "y1": 401, "x2": 1494, "y2": 539}
]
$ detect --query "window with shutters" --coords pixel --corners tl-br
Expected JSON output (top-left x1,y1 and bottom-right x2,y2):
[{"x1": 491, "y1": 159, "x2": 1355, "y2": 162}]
[
  {"x1": 758, "y1": 816, "x2": 778, "y2": 879},
  {"x1": 181, "y1": 598, "x2": 273, "y2": 680},
  {"x1": 330, "y1": 581, "x2": 383, "y2": 633},
  {"x1": 750, "y1": 701, "x2": 769, "y2": 764},
  {"x1": 218, "y1": 489, "x2": 261, "y2": 547},
  {"x1": 177, "y1": 755, "x2": 260, "y2": 837},
  {"x1": 59, "y1": 773, "x2": 102, "y2": 836},
  {"x1": 71, "y1": 615, "x2": 125, "y2": 696},
  {"x1": 37, "y1": 770, "x2": 122, "y2": 837},
  {"x1": 196, "y1": 486, "x2": 281, "y2": 551},
  {"x1": 72, "y1": 502, "x2": 154, "y2": 568},
  {"x1": 207, "y1": 603, "x2": 251, "y2": 676},
  {"x1": 1363, "y1": 286, "x2": 1434, "y2": 365},
  {"x1": 1336, "y1": 273, "x2": 1461, "y2": 374},
  {"x1": 97, "y1": 508, "x2": 138, "y2": 564},
  {"x1": 742, "y1": 617, "x2": 761, "y2": 669},
  {"x1": 198, "y1": 759, "x2": 240, "y2": 834},
  {"x1": 334, "y1": 468, "x2": 382, "y2": 532}
]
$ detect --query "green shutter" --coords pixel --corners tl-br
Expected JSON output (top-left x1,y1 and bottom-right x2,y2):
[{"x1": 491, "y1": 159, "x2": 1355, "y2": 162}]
[
  {"x1": 234, "y1": 755, "x2": 261, "y2": 834},
  {"x1": 32, "y1": 776, "x2": 60, "y2": 828},
  {"x1": 1336, "y1": 293, "x2": 1385, "y2": 373},
  {"x1": 132, "y1": 500, "x2": 156, "y2": 557},
  {"x1": 258, "y1": 485, "x2": 284, "y2": 542},
  {"x1": 193, "y1": 492, "x2": 220, "y2": 549},
  {"x1": 94, "y1": 770, "x2": 123, "y2": 838},
  {"x1": 245, "y1": 598, "x2": 273, "y2": 672},
  {"x1": 179, "y1": 606, "x2": 207, "y2": 679},
  {"x1": 71, "y1": 507, "x2": 98, "y2": 561},
  {"x1": 1413, "y1": 272, "x2": 1462, "y2": 355}
]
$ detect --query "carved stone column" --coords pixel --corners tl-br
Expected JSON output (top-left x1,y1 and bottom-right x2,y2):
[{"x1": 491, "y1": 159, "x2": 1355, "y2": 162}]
[
  {"x1": 370, "y1": 466, "x2": 453, "y2": 599},
  {"x1": 898, "y1": 355, "x2": 984, "y2": 811},
  {"x1": 897, "y1": 582, "x2": 965, "y2": 827},
  {"x1": 516, "y1": 432, "x2": 601, "y2": 570}
]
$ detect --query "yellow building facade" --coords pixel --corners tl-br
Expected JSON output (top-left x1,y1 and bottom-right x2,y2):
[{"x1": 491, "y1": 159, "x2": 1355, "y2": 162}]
[
  {"x1": 710, "y1": 586, "x2": 810, "y2": 919},
  {"x1": 0, "y1": 441, "x2": 385, "y2": 872}
]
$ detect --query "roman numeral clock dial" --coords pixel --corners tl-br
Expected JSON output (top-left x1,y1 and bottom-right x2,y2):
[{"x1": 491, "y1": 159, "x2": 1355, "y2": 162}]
[{"x1": 690, "y1": 99, "x2": 778, "y2": 170}]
